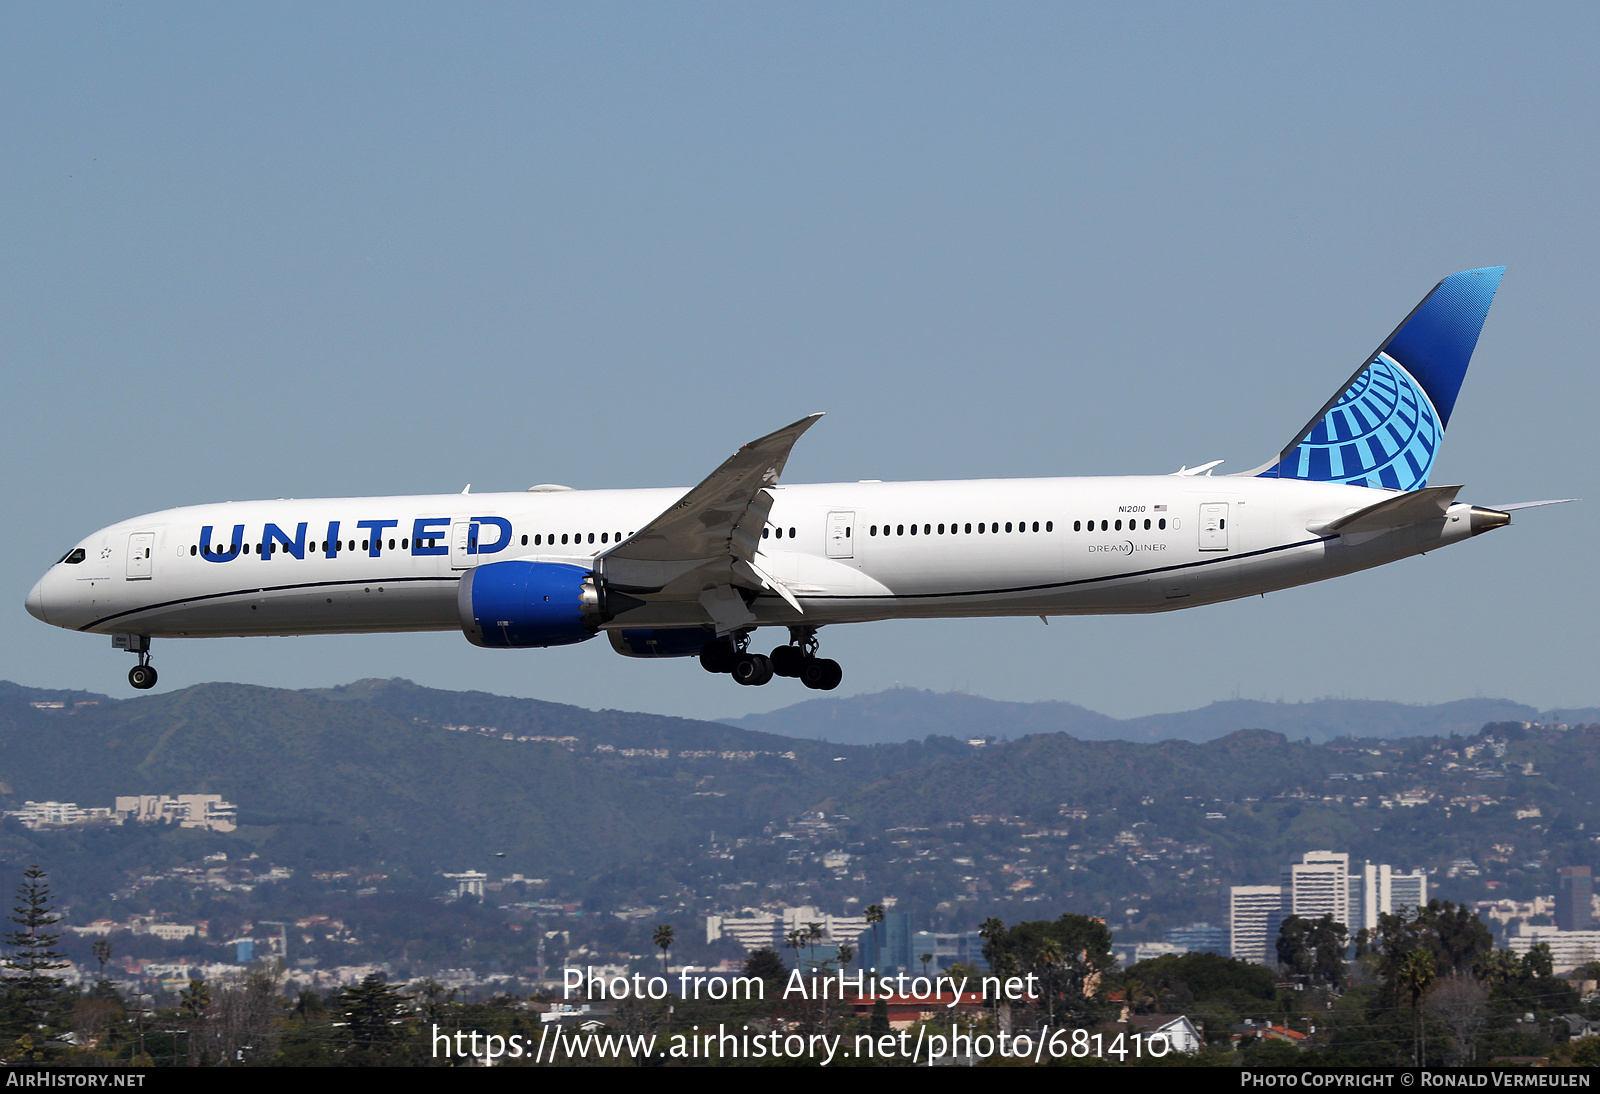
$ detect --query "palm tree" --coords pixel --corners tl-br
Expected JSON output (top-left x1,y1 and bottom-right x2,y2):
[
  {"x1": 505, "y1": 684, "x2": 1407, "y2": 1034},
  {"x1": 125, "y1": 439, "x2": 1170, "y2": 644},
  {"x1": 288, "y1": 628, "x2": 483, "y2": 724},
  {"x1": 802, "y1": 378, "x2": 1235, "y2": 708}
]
[
  {"x1": 1400, "y1": 949, "x2": 1436, "y2": 1065},
  {"x1": 920, "y1": 953, "x2": 934, "y2": 977},
  {"x1": 652, "y1": 924, "x2": 674, "y2": 976},
  {"x1": 865, "y1": 903, "x2": 885, "y2": 970},
  {"x1": 1033, "y1": 938, "x2": 1064, "y2": 1022}
]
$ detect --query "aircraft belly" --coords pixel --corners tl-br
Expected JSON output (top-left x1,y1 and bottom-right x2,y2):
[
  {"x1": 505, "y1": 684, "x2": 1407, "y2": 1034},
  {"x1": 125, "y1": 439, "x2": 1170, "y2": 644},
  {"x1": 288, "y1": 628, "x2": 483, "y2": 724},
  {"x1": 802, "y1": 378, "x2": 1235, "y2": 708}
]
[{"x1": 85, "y1": 577, "x2": 460, "y2": 637}]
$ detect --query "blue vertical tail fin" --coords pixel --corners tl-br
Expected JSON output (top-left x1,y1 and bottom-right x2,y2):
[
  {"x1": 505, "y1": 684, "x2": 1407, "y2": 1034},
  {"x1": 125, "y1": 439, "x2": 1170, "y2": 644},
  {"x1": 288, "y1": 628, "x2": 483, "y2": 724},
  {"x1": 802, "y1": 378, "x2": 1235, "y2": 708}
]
[{"x1": 1258, "y1": 267, "x2": 1504, "y2": 490}]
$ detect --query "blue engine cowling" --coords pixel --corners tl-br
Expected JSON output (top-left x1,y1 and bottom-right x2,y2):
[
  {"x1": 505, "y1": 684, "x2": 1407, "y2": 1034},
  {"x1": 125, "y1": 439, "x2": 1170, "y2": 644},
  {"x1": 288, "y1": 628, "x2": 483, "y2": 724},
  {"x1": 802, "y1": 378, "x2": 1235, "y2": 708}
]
[
  {"x1": 458, "y1": 561, "x2": 613, "y2": 648},
  {"x1": 607, "y1": 627, "x2": 717, "y2": 658}
]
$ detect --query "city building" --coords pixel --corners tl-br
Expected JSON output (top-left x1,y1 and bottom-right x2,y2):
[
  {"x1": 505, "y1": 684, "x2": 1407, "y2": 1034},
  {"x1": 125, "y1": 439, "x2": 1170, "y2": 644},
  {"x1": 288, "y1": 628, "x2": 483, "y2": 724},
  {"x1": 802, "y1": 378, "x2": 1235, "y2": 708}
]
[
  {"x1": 1283, "y1": 850, "x2": 1349, "y2": 923},
  {"x1": 1349, "y1": 862, "x2": 1429, "y2": 931},
  {"x1": 1558, "y1": 867, "x2": 1595, "y2": 932},
  {"x1": 112, "y1": 794, "x2": 238, "y2": 832},
  {"x1": 1166, "y1": 922, "x2": 1226, "y2": 955},
  {"x1": 443, "y1": 871, "x2": 487, "y2": 899},
  {"x1": 1229, "y1": 886, "x2": 1284, "y2": 964},
  {"x1": 703, "y1": 906, "x2": 869, "y2": 953},
  {"x1": 1509, "y1": 925, "x2": 1600, "y2": 973},
  {"x1": 909, "y1": 929, "x2": 986, "y2": 972},
  {"x1": 855, "y1": 911, "x2": 913, "y2": 974}
]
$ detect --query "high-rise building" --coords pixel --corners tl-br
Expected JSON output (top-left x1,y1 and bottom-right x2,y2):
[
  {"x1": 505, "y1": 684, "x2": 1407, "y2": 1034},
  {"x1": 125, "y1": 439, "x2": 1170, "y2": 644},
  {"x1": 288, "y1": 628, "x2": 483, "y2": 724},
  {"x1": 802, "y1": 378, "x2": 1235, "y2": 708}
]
[
  {"x1": 1348, "y1": 862, "x2": 1429, "y2": 930},
  {"x1": 1388, "y1": 870, "x2": 1427, "y2": 919},
  {"x1": 1165, "y1": 922, "x2": 1227, "y2": 955},
  {"x1": 1558, "y1": 866, "x2": 1595, "y2": 932},
  {"x1": 1283, "y1": 851, "x2": 1350, "y2": 923},
  {"x1": 1229, "y1": 886, "x2": 1284, "y2": 964}
]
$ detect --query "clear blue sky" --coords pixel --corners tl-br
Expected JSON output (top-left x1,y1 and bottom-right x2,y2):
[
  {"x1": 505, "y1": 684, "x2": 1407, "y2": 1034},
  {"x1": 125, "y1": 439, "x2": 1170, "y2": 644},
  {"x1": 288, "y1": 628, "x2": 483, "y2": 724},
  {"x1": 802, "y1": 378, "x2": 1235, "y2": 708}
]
[{"x1": 4, "y1": 4, "x2": 1595, "y2": 720}]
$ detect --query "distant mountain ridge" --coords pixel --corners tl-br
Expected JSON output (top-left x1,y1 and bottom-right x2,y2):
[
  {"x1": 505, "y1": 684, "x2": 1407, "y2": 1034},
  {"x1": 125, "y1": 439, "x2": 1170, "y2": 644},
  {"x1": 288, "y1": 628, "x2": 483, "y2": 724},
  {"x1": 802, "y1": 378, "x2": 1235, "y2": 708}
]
[{"x1": 719, "y1": 688, "x2": 1598, "y2": 746}]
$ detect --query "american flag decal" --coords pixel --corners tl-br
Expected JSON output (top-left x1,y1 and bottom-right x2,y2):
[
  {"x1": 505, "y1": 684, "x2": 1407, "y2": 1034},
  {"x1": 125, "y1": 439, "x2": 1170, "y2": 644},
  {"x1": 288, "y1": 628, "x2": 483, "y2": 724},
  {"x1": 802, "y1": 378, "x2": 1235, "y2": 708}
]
[{"x1": 1153, "y1": 504, "x2": 1167, "y2": 512}]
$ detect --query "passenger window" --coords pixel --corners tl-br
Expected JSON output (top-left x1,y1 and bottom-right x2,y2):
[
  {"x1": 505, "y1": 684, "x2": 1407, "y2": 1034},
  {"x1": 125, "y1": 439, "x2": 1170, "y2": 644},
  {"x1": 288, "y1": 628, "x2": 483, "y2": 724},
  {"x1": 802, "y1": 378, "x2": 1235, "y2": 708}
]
[
  {"x1": 1046, "y1": 521, "x2": 1053, "y2": 532},
  {"x1": 977, "y1": 523, "x2": 985, "y2": 534},
  {"x1": 1032, "y1": 521, "x2": 1039, "y2": 532},
  {"x1": 389, "y1": 539, "x2": 396, "y2": 550},
  {"x1": 189, "y1": 546, "x2": 196, "y2": 556},
  {"x1": 789, "y1": 528, "x2": 795, "y2": 538},
  {"x1": 535, "y1": 534, "x2": 542, "y2": 545},
  {"x1": 897, "y1": 525, "x2": 904, "y2": 536},
  {"x1": 1004, "y1": 522, "x2": 1012, "y2": 533},
  {"x1": 521, "y1": 535, "x2": 528, "y2": 546},
  {"x1": 1073, "y1": 521, "x2": 1081, "y2": 531},
  {"x1": 588, "y1": 533, "x2": 595, "y2": 543},
  {"x1": 1115, "y1": 520, "x2": 1122, "y2": 531},
  {"x1": 870, "y1": 525, "x2": 877, "y2": 536},
  {"x1": 964, "y1": 523, "x2": 971, "y2": 534},
  {"x1": 1159, "y1": 518, "x2": 1167, "y2": 530},
  {"x1": 938, "y1": 524, "x2": 945, "y2": 534},
  {"x1": 910, "y1": 524, "x2": 917, "y2": 536},
  {"x1": 601, "y1": 533, "x2": 609, "y2": 543},
  {"x1": 763, "y1": 527, "x2": 770, "y2": 539},
  {"x1": 561, "y1": 534, "x2": 569, "y2": 545}
]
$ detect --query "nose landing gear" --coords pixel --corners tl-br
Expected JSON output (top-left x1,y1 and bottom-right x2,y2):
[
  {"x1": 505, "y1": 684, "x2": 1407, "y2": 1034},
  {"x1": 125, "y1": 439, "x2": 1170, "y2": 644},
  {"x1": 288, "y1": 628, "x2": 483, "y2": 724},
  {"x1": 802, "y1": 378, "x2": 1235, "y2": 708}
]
[{"x1": 114, "y1": 634, "x2": 158, "y2": 690}]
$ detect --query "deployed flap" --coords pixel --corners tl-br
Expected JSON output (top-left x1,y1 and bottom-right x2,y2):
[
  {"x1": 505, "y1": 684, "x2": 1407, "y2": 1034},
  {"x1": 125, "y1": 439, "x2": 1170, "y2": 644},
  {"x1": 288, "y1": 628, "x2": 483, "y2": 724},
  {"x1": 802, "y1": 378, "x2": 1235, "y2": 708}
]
[
  {"x1": 1308, "y1": 485, "x2": 1462, "y2": 536},
  {"x1": 599, "y1": 414, "x2": 824, "y2": 596}
]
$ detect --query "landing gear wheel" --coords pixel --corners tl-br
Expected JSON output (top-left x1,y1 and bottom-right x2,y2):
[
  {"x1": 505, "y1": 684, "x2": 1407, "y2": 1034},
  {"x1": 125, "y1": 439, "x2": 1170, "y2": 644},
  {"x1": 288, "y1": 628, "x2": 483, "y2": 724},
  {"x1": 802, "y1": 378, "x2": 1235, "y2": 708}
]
[
  {"x1": 769, "y1": 645, "x2": 805, "y2": 678},
  {"x1": 128, "y1": 664, "x2": 158, "y2": 690},
  {"x1": 800, "y1": 658, "x2": 842, "y2": 691},
  {"x1": 699, "y1": 638, "x2": 738, "y2": 674},
  {"x1": 732, "y1": 653, "x2": 774, "y2": 687}
]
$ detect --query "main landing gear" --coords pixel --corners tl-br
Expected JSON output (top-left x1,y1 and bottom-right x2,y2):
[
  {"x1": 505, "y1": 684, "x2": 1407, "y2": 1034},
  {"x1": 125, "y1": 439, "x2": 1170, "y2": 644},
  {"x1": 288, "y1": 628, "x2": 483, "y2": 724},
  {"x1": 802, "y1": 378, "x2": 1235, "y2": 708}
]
[
  {"x1": 699, "y1": 627, "x2": 842, "y2": 690},
  {"x1": 114, "y1": 634, "x2": 158, "y2": 690}
]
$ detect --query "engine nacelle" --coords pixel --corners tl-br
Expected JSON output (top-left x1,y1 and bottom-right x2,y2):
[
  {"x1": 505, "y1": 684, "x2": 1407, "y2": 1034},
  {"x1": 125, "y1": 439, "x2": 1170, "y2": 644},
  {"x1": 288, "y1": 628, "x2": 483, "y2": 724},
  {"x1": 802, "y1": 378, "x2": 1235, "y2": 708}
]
[
  {"x1": 607, "y1": 627, "x2": 717, "y2": 659},
  {"x1": 458, "y1": 561, "x2": 613, "y2": 648}
]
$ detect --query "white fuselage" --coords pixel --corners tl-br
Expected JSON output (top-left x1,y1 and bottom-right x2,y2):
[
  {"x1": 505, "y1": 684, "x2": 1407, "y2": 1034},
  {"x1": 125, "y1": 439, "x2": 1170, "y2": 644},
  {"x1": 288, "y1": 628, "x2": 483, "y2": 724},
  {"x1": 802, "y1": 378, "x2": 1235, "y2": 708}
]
[{"x1": 27, "y1": 475, "x2": 1482, "y2": 641}]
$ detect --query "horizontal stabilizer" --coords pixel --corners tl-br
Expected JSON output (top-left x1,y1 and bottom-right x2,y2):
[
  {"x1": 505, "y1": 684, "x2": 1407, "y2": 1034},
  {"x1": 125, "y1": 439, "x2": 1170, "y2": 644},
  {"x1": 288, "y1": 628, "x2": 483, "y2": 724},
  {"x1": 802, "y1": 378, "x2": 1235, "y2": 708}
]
[
  {"x1": 1308, "y1": 485, "x2": 1462, "y2": 536},
  {"x1": 1485, "y1": 498, "x2": 1579, "y2": 512}
]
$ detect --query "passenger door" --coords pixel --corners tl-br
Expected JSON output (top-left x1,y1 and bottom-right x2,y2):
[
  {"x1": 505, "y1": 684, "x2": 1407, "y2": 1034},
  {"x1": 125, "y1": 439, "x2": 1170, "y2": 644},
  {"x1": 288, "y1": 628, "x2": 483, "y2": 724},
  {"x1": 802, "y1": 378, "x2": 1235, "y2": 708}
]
[
  {"x1": 825, "y1": 511, "x2": 855, "y2": 559},
  {"x1": 1198, "y1": 503, "x2": 1230, "y2": 552},
  {"x1": 450, "y1": 521, "x2": 475, "y2": 569},
  {"x1": 126, "y1": 532, "x2": 155, "y2": 579}
]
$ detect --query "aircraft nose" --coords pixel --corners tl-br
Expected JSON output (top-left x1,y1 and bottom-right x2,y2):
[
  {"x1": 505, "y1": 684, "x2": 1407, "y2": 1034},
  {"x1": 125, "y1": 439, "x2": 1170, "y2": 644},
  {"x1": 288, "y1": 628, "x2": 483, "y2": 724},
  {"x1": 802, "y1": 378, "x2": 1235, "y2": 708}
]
[{"x1": 24, "y1": 579, "x2": 46, "y2": 624}]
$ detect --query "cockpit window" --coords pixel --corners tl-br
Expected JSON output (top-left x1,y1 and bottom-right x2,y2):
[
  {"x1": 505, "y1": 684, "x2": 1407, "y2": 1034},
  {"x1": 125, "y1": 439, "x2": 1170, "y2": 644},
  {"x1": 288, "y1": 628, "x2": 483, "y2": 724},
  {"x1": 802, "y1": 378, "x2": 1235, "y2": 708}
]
[{"x1": 58, "y1": 548, "x2": 86, "y2": 565}]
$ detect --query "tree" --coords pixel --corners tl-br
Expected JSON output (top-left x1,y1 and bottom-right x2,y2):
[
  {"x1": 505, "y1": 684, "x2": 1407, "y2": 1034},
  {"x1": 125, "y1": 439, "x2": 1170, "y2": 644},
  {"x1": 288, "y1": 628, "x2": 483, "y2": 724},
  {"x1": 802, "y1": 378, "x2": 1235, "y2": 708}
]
[
  {"x1": 920, "y1": 953, "x2": 934, "y2": 976},
  {"x1": 1, "y1": 865, "x2": 70, "y2": 1038},
  {"x1": 1522, "y1": 942, "x2": 1554, "y2": 980},
  {"x1": 1426, "y1": 973, "x2": 1488, "y2": 1065},
  {"x1": 1400, "y1": 949, "x2": 1436, "y2": 1064},
  {"x1": 865, "y1": 904, "x2": 885, "y2": 968},
  {"x1": 91, "y1": 939, "x2": 113, "y2": 981},
  {"x1": 330, "y1": 974, "x2": 410, "y2": 1060},
  {"x1": 652, "y1": 924, "x2": 674, "y2": 976},
  {"x1": 743, "y1": 947, "x2": 787, "y2": 988}
]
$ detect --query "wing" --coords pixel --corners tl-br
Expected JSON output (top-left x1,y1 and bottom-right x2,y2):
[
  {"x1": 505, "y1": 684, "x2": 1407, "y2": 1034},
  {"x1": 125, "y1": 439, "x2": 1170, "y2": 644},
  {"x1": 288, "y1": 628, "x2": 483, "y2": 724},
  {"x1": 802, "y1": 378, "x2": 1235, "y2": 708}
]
[{"x1": 597, "y1": 413, "x2": 823, "y2": 630}]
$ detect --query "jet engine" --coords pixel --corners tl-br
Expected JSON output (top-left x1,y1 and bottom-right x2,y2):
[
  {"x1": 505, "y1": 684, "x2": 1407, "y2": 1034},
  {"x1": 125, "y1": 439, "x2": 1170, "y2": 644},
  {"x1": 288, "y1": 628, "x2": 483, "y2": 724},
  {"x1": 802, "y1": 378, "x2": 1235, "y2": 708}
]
[{"x1": 457, "y1": 561, "x2": 627, "y2": 648}]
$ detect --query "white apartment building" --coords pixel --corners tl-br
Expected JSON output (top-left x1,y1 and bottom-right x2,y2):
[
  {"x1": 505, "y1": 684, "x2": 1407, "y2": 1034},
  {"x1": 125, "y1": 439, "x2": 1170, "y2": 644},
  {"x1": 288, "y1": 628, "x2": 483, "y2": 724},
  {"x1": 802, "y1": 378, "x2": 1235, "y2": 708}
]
[
  {"x1": 1348, "y1": 862, "x2": 1428, "y2": 930},
  {"x1": 113, "y1": 794, "x2": 238, "y2": 832},
  {"x1": 1509, "y1": 925, "x2": 1600, "y2": 973},
  {"x1": 1229, "y1": 885, "x2": 1284, "y2": 964},
  {"x1": 705, "y1": 906, "x2": 869, "y2": 951},
  {"x1": 1283, "y1": 851, "x2": 1350, "y2": 923}
]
